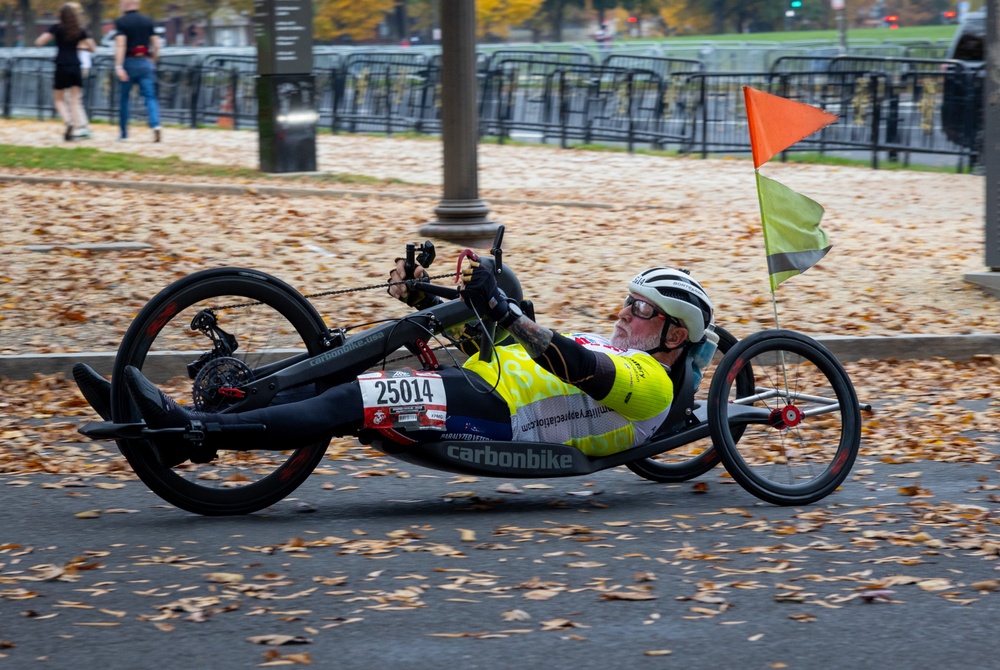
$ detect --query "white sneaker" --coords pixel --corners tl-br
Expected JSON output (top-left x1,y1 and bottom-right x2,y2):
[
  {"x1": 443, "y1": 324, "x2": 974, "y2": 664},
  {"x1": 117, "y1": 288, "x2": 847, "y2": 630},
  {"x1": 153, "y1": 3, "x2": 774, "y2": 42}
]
[{"x1": 75, "y1": 128, "x2": 92, "y2": 139}]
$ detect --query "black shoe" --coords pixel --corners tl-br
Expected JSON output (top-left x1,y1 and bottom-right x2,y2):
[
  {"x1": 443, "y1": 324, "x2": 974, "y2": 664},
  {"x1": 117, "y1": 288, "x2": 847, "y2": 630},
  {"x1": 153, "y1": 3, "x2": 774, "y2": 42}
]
[
  {"x1": 72, "y1": 363, "x2": 112, "y2": 421},
  {"x1": 123, "y1": 366, "x2": 200, "y2": 467},
  {"x1": 123, "y1": 365, "x2": 192, "y2": 429},
  {"x1": 64, "y1": 124, "x2": 73, "y2": 141},
  {"x1": 153, "y1": 127, "x2": 161, "y2": 143}
]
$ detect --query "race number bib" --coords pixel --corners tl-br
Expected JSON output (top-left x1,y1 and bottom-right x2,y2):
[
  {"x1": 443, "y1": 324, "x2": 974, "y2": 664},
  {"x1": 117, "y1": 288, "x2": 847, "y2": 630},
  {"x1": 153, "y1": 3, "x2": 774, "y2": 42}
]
[{"x1": 358, "y1": 369, "x2": 447, "y2": 433}]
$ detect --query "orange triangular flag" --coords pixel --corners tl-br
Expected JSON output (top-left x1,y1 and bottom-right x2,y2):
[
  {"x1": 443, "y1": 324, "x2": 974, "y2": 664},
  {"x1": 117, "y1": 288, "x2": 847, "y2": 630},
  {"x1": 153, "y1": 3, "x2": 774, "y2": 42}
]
[{"x1": 744, "y1": 86, "x2": 839, "y2": 168}]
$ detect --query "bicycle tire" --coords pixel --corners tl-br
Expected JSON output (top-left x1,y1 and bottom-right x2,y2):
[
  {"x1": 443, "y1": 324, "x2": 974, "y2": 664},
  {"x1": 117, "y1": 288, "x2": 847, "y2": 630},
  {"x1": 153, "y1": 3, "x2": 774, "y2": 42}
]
[
  {"x1": 708, "y1": 330, "x2": 861, "y2": 506},
  {"x1": 626, "y1": 325, "x2": 753, "y2": 483},
  {"x1": 110, "y1": 268, "x2": 331, "y2": 516}
]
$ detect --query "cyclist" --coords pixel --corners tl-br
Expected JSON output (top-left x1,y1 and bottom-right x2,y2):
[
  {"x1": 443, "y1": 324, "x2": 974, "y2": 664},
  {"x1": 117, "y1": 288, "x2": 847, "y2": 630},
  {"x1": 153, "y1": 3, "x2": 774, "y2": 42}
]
[{"x1": 93, "y1": 261, "x2": 713, "y2": 466}]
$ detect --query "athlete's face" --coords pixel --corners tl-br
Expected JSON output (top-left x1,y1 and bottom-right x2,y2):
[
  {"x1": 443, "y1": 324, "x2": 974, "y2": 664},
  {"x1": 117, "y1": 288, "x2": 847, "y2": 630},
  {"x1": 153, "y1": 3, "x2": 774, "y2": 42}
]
[{"x1": 611, "y1": 294, "x2": 666, "y2": 351}]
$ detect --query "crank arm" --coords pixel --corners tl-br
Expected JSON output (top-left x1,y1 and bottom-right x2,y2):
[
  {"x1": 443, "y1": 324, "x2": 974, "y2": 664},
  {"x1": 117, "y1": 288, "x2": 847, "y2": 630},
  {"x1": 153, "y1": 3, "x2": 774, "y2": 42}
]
[{"x1": 79, "y1": 421, "x2": 188, "y2": 441}]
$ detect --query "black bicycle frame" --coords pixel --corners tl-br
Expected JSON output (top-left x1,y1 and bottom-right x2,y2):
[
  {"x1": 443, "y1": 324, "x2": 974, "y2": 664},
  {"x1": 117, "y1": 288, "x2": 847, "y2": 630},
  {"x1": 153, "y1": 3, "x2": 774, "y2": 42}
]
[{"x1": 230, "y1": 297, "x2": 474, "y2": 412}]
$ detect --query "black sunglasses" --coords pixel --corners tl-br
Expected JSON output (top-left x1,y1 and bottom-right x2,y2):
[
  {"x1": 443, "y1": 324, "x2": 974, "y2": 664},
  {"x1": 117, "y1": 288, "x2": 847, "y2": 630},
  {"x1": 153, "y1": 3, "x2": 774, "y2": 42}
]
[
  {"x1": 624, "y1": 296, "x2": 684, "y2": 328},
  {"x1": 624, "y1": 295, "x2": 666, "y2": 320}
]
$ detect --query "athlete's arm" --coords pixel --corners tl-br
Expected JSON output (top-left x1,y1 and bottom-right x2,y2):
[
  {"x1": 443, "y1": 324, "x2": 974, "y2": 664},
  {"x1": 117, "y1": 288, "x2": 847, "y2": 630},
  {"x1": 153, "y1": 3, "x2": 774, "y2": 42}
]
[
  {"x1": 506, "y1": 318, "x2": 609, "y2": 396},
  {"x1": 506, "y1": 316, "x2": 672, "y2": 420}
]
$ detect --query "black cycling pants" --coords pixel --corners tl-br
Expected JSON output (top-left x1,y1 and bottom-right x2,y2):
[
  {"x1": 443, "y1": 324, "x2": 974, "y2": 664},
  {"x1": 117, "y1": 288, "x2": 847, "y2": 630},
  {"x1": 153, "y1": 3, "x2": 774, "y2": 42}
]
[{"x1": 204, "y1": 367, "x2": 512, "y2": 449}]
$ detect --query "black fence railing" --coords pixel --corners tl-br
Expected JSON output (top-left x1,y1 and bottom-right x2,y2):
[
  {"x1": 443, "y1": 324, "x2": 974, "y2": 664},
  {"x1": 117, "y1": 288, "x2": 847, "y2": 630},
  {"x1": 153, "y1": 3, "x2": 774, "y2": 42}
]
[{"x1": 0, "y1": 50, "x2": 983, "y2": 171}]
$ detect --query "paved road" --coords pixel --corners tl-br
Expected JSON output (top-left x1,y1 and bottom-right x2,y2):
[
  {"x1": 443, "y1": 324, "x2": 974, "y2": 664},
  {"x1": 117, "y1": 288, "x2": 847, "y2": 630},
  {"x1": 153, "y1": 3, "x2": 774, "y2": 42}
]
[{"x1": 2, "y1": 430, "x2": 997, "y2": 669}]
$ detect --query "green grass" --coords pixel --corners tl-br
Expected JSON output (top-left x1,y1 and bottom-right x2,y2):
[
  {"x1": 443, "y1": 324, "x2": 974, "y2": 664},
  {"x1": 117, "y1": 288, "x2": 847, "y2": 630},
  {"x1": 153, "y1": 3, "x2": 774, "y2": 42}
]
[
  {"x1": 649, "y1": 25, "x2": 957, "y2": 44},
  {"x1": 0, "y1": 143, "x2": 406, "y2": 185},
  {"x1": 494, "y1": 139, "x2": 972, "y2": 174},
  {"x1": 0, "y1": 135, "x2": 970, "y2": 184}
]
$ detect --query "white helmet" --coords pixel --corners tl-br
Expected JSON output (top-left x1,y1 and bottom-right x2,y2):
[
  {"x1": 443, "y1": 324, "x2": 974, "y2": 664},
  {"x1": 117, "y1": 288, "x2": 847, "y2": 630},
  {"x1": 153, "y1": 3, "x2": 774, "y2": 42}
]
[{"x1": 628, "y1": 267, "x2": 713, "y2": 343}]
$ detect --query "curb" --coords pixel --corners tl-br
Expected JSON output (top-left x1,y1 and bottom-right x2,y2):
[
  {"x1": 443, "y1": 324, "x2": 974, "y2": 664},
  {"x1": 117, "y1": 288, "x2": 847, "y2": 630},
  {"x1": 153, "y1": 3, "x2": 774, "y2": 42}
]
[
  {"x1": 2, "y1": 334, "x2": 998, "y2": 380},
  {"x1": 0, "y1": 173, "x2": 622, "y2": 210}
]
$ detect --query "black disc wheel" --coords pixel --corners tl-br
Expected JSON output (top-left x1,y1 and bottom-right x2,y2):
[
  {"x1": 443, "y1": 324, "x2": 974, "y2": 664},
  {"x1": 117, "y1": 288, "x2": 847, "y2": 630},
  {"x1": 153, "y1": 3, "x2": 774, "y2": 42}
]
[
  {"x1": 707, "y1": 330, "x2": 861, "y2": 506},
  {"x1": 626, "y1": 325, "x2": 753, "y2": 482},
  {"x1": 110, "y1": 268, "x2": 330, "y2": 516}
]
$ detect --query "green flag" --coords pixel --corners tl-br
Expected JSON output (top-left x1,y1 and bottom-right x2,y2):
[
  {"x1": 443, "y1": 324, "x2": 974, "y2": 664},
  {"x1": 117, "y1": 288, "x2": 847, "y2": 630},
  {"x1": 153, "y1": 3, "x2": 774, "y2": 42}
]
[{"x1": 755, "y1": 172, "x2": 832, "y2": 291}]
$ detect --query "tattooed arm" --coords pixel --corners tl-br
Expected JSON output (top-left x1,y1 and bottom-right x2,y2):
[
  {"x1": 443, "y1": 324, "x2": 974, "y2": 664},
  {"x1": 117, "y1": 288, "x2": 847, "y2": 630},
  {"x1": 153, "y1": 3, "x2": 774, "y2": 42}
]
[{"x1": 505, "y1": 314, "x2": 553, "y2": 358}]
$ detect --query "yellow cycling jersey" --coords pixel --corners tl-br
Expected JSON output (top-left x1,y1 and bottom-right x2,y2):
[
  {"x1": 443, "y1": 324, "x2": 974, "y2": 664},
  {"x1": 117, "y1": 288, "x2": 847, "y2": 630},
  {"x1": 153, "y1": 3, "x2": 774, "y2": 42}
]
[{"x1": 463, "y1": 333, "x2": 674, "y2": 456}]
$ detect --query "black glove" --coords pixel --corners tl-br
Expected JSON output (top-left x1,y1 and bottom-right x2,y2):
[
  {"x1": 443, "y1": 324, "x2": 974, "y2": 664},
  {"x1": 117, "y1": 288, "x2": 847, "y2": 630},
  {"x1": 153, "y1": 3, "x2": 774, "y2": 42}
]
[{"x1": 460, "y1": 261, "x2": 510, "y2": 323}]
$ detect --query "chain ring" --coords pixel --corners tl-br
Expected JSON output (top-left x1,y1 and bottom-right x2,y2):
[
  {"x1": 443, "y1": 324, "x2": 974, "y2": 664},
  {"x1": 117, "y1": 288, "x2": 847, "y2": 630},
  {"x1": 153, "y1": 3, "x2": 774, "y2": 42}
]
[{"x1": 191, "y1": 357, "x2": 254, "y2": 412}]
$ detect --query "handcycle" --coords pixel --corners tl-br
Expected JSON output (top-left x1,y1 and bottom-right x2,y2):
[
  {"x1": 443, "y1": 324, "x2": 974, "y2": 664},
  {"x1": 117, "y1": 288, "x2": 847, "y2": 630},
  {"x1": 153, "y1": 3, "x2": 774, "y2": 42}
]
[{"x1": 77, "y1": 228, "x2": 865, "y2": 516}]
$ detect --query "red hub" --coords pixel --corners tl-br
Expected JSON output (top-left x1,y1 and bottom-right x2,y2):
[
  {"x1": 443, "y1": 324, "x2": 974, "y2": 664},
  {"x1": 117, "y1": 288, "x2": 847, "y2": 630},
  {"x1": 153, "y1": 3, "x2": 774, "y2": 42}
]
[{"x1": 769, "y1": 404, "x2": 804, "y2": 430}]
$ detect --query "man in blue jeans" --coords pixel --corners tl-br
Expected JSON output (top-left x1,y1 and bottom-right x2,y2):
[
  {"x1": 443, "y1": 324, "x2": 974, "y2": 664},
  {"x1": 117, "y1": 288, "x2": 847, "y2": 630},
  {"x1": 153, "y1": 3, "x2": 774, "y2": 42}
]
[{"x1": 114, "y1": 0, "x2": 161, "y2": 142}]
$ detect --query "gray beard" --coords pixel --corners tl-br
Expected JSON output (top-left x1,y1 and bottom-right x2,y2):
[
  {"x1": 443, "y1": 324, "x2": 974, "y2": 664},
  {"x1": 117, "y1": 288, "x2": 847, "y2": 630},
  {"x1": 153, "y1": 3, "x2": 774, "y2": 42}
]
[{"x1": 611, "y1": 324, "x2": 662, "y2": 352}]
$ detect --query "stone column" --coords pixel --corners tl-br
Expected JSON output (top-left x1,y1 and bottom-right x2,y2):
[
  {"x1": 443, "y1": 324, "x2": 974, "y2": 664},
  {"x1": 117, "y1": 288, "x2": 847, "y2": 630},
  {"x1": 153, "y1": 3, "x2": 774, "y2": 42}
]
[
  {"x1": 965, "y1": 0, "x2": 1000, "y2": 296},
  {"x1": 420, "y1": 0, "x2": 499, "y2": 248}
]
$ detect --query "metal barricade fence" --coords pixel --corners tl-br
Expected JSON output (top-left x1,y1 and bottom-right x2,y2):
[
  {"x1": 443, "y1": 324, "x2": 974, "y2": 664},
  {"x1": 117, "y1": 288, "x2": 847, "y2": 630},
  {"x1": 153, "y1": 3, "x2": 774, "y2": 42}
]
[
  {"x1": 0, "y1": 48, "x2": 982, "y2": 171},
  {"x1": 331, "y1": 52, "x2": 435, "y2": 135},
  {"x1": 3, "y1": 56, "x2": 54, "y2": 120}
]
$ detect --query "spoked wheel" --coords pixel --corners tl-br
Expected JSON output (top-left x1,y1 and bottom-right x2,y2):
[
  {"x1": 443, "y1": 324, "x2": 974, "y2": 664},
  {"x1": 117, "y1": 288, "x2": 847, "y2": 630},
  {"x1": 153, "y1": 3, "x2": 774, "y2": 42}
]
[
  {"x1": 708, "y1": 330, "x2": 861, "y2": 506},
  {"x1": 626, "y1": 325, "x2": 753, "y2": 482},
  {"x1": 110, "y1": 268, "x2": 331, "y2": 516}
]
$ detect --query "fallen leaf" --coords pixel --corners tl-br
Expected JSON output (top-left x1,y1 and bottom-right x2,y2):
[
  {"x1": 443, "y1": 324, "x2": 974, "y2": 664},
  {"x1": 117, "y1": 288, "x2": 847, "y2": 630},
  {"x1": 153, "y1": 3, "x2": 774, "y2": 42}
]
[
  {"x1": 247, "y1": 635, "x2": 312, "y2": 646},
  {"x1": 971, "y1": 580, "x2": 999, "y2": 593},
  {"x1": 860, "y1": 590, "x2": 896, "y2": 603},
  {"x1": 599, "y1": 592, "x2": 657, "y2": 601},
  {"x1": 502, "y1": 609, "x2": 531, "y2": 622}
]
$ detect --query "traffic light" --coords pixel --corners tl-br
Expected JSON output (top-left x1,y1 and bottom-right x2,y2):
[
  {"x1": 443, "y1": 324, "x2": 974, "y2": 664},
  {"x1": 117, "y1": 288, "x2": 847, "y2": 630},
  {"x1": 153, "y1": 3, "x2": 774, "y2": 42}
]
[
  {"x1": 627, "y1": 16, "x2": 637, "y2": 23},
  {"x1": 883, "y1": 14, "x2": 899, "y2": 29},
  {"x1": 790, "y1": 0, "x2": 802, "y2": 6},
  {"x1": 943, "y1": 10, "x2": 957, "y2": 24}
]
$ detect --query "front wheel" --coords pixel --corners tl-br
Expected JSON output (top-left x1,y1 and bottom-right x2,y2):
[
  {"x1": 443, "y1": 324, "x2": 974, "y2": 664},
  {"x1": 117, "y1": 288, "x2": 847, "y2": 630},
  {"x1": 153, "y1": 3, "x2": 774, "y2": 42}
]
[
  {"x1": 708, "y1": 330, "x2": 861, "y2": 506},
  {"x1": 110, "y1": 268, "x2": 331, "y2": 516}
]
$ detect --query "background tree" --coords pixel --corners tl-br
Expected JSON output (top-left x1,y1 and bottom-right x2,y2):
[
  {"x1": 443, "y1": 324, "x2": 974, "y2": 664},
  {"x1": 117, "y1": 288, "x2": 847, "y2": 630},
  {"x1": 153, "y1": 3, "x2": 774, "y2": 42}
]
[
  {"x1": 620, "y1": 0, "x2": 672, "y2": 37},
  {"x1": 658, "y1": 0, "x2": 710, "y2": 34},
  {"x1": 80, "y1": 0, "x2": 105, "y2": 46},
  {"x1": 406, "y1": 0, "x2": 436, "y2": 39},
  {"x1": 531, "y1": 0, "x2": 584, "y2": 42},
  {"x1": 314, "y1": 0, "x2": 396, "y2": 42},
  {"x1": 591, "y1": 0, "x2": 615, "y2": 26},
  {"x1": 2, "y1": 0, "x2": 15, "y2": 46},
  {"x1": 183, "y1": 0, "x2": 250, "y2": 46},
  {"x1": 17, "y1": 0, "x2": 33, "y2": 42},
  {"x1": 476, "y1": 0, "x2": 545, "y2": 40}
]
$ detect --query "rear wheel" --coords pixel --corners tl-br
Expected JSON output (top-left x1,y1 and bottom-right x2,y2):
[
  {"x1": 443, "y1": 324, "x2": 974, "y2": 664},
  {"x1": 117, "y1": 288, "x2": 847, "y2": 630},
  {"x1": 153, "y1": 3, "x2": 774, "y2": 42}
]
[
  {"x1": 626, "y1": 325, "x2": 753, "y2": 482},
  {"x1": 708, "y1": 330, "x2": 861, "y2": 506},
  {"x1": 111, "y1": 268, "x2": 330, "y2": 516}
]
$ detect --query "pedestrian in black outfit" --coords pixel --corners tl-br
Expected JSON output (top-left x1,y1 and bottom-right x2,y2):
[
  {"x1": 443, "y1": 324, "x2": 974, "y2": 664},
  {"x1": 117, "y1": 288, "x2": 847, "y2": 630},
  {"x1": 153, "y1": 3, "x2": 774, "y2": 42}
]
[
  {"x1": 114, "y1": 0, "x2": 161, "y2": 142},
  {"x1": 35, "y1": 2, "x2": 96, "y2": 141}
]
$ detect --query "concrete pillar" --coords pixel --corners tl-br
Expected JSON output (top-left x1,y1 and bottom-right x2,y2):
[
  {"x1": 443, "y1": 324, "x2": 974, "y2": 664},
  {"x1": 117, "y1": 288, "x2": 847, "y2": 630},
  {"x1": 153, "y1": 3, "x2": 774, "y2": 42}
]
[
  {"x1": 420, "y1": 0, "x2": 500, "y2": 248},
  {"x1": 965, "y1": 0, "x2": 1000, "y2": 297}
]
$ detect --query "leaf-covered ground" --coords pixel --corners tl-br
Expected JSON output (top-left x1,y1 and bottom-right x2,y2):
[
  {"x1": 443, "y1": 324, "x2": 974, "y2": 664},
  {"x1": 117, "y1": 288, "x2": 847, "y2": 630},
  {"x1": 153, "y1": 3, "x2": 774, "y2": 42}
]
[{"x1": 0, "y1": 119, "x2": 997, "y2": 666}]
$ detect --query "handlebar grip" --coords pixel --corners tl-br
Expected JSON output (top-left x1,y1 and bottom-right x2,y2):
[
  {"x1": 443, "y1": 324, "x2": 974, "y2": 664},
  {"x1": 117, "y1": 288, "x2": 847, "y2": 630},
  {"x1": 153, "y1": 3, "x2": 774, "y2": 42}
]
[
  {"x1": 416, "y1": 282, "x2": 460, "y2": 301},
  {"x1": 479, "y1": 323, "x2": 495, "y2": 365},
  {"x1": 404, "y1": 243, "x2": 417, "y2": 280}
]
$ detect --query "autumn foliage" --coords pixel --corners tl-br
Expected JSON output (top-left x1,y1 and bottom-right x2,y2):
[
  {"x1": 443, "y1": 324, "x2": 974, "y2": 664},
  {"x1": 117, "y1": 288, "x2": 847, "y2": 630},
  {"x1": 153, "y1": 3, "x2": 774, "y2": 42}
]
[{"x1": 315, "y1": 0, "x2": 397, "y2": 42}]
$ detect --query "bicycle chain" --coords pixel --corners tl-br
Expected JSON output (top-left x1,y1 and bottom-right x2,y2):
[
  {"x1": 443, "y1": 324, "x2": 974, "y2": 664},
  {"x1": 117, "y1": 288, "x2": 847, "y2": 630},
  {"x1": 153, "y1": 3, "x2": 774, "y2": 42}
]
[{"x1": 208, "y1": 271, "x2": 470, "y2": 366}]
